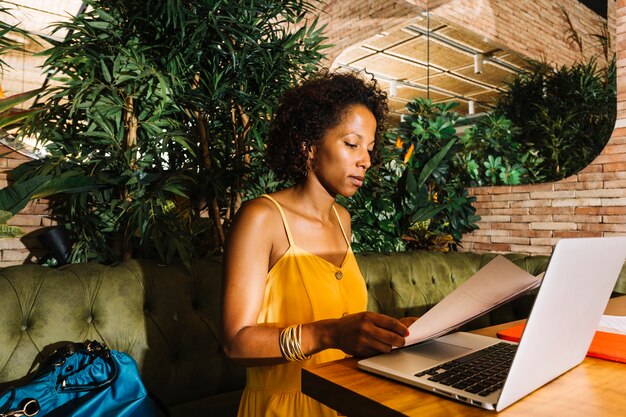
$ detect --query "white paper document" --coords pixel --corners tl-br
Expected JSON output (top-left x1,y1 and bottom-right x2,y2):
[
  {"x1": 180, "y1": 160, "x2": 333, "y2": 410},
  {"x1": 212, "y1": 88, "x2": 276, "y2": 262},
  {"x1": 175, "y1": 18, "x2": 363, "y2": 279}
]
[
  {"x1": 598, "y1": 315, "x2": 626, "y2": 335},
  {"x1": 405, "y1": 255, "x2": 544, "y2": 346}
]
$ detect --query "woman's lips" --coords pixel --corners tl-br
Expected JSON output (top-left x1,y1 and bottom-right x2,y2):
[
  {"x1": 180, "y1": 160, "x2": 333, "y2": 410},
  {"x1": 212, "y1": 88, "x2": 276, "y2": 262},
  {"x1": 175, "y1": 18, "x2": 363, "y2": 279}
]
[{"x1": 350, "y1": 176, "x2": 364, "y2": 187}]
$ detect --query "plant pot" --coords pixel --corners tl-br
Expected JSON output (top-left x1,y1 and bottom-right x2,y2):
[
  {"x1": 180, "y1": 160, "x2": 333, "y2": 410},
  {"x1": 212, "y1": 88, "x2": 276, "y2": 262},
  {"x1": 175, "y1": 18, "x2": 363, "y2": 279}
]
[{"x1": 37, "y1": 226, "x2": 73, "y2": 265}]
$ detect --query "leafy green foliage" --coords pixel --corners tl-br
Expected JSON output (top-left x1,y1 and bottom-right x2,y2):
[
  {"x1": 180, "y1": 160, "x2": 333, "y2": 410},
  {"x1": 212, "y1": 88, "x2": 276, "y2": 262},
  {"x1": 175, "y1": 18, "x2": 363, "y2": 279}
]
[
  {"x1": 343, "y1": 98, "x2": 480, "y2": 252},
  {"x1": 494, "y1": 57, "x2": 616, "y2": 181},
  {"x1": 16, "y1": 0, "x2": 327, "y2": 263},
  {"x1": 454, "y1": 114, "x2": 543, "y2": 186},
  {"x1": 0, "y1": 3, "x2": 38, "y2": 72},
  {"x1": 339, "y1": 145, "x2": 407, "y2": 253},
  {"x1": 0, "y1": 88, "x2": 44, "y2": 129},
  {"x1": 394, "y1": 99, "x2": 480, "y2": 250}
]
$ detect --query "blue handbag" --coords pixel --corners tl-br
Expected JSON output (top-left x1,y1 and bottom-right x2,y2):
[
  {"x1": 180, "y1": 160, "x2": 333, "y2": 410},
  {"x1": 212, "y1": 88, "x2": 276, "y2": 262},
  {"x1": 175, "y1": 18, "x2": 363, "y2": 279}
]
[{"x1": 0, "y1": 341, "x2": 158, "y2": 417}]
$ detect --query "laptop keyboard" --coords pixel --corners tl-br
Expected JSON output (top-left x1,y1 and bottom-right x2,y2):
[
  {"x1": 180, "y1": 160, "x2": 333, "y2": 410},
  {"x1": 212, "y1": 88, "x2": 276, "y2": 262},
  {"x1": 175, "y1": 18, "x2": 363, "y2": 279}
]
[{"x1": 415, "y1": 342, "x2": 517, "y2": 397}]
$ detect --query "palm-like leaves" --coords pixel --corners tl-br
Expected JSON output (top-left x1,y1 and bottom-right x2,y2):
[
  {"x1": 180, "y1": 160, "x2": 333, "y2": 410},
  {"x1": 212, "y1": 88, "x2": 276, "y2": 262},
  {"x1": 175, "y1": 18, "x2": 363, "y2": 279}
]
[{"x1": 17, "y1": 0, "x2": 327, "y2": 263}]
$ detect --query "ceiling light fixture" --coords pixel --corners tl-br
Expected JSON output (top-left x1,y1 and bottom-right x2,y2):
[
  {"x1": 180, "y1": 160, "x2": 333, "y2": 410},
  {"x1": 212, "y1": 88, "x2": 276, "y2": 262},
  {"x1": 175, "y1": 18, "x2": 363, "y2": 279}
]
[
  {"x1": 473, "y1": 53, "x2": 484, "y2": 74},
  {"x1": 468, "y1": 99, "x2": 475, "y2": 115},
  {"x1": 389, "y1": 80, "x2": 398, "y2": 97}
]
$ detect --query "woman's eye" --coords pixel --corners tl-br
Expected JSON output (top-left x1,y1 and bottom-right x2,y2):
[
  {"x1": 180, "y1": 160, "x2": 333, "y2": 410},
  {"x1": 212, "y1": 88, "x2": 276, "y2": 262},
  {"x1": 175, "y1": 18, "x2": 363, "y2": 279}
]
[{"x1": 345, "y1": 142, "x2": 357, "y2": 148}]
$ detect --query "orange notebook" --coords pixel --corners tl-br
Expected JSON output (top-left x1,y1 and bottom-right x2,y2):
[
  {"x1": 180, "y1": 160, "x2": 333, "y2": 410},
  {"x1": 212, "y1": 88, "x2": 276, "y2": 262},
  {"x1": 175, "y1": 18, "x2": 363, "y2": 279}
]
[{"x1": 497, "y1": 323, "x2": 626, "y2": 364}]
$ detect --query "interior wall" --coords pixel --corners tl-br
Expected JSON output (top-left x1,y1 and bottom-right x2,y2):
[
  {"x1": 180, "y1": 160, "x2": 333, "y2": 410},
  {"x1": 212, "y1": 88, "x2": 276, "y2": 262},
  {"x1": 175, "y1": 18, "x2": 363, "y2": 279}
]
[{"x1": 431, "y1": 0, "x2": 612, "y2": 68}]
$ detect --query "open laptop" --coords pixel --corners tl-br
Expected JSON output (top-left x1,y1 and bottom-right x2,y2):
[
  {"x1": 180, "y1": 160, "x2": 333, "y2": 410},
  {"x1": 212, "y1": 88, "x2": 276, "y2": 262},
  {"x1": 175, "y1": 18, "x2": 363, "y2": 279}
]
[{"x1": 358, "y1": 237, "x2": 626, "y2": 411}]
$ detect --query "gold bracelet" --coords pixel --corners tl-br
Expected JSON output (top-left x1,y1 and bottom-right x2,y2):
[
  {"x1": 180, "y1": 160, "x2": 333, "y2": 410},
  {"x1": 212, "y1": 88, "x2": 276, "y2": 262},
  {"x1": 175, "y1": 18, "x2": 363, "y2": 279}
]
[{"x1": 279, "y1": 324, "x2": 311, "y2": 362}]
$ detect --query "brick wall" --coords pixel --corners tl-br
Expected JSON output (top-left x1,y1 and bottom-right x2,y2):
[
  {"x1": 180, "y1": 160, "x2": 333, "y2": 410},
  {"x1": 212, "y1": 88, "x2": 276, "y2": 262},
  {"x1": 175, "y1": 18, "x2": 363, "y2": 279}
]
[
  {"x1": 431, "y1": 0, "x2": 612, "y2": 68},
  {"x1": 316, "y1": 0, "x2": 425, "y2": 64},
  {"x1": 0, "y1": 144, "x2": 51, "y2": 266}
]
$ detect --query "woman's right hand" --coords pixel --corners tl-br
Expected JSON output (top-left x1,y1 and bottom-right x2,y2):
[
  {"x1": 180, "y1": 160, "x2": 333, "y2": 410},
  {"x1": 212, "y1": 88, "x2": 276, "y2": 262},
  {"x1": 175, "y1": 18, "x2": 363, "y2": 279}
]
[{"x1": 327, "y1": 312, "x2": 410, "y2": 357}]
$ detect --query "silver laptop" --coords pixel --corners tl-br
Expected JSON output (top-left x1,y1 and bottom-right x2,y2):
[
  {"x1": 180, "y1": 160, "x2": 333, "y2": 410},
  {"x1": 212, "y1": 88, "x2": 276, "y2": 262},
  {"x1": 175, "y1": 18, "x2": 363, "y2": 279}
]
[{"x1": 358, "y1": 237, "x2": 626, "y2": 411}]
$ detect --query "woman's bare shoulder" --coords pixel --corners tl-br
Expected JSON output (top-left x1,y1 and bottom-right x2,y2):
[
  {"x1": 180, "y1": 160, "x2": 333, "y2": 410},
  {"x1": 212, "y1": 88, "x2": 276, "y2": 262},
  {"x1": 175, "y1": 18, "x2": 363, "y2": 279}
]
[
  {"x1": 233, "y1": 195, "x2": 280, "y2": 229},
  {"x1": 224, "y1": 196, "x2": 283, "y2": 263},
  {"x1": 333, "y1": 200, "x2": 352, "y2": 222}
]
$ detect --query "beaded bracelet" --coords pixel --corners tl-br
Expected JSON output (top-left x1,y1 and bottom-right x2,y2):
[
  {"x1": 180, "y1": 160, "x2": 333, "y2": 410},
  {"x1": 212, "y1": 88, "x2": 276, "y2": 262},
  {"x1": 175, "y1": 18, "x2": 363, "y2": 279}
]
[{"x1": 279, "y1": 324, "x2": 311, "y2": 362}]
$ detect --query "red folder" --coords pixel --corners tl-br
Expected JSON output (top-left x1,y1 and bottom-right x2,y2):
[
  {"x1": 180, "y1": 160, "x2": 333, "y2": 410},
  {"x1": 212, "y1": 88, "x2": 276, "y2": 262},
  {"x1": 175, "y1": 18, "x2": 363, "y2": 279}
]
[{"x1": 497, "y1": 323, "x2": 626, "y2": 364}]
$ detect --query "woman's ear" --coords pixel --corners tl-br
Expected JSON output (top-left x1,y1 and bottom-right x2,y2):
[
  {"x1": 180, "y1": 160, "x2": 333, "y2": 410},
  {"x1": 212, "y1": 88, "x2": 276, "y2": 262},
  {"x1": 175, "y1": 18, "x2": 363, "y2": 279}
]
[{"x1": 302, "y1": 142, "x2": 316, "y2": 166}]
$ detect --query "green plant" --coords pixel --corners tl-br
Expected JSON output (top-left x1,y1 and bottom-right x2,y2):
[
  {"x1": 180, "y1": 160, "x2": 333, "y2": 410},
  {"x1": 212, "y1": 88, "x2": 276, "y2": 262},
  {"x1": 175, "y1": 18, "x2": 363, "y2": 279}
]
[
  {"x1": 16, "y1": 0, "x2": 327, "y2": 264},
  {"x1": 395, "y1": 99, "x2": 480, "y2": 251},
  {"x1": 0, "y1": 3, "x2": 31, "y2": 72},
  {"x1": 495, "y1": 57, "x2": 616, "y2": 181},
  {"x1": 455, "y1": 113, "x2": 541, "y2": 186},
  {"x1": 343, "y1": 98, "x2": 480, "y2": 252},
  {"x1": 339, "y1": 143, "x2": 407, "y2": 253},
  {"x1": 0, "y1": 88, "x2": 43, "y2": 130},
  {"x1": 0, "y1": 210, "x2": 19, "y2": 238}
]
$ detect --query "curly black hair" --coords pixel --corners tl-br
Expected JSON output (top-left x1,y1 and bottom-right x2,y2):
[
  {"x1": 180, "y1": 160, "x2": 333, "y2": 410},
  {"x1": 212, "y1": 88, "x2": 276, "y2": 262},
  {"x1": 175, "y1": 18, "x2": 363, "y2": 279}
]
[{"x1": 266, "y1": 69, "x2": 388, "y2": 183}]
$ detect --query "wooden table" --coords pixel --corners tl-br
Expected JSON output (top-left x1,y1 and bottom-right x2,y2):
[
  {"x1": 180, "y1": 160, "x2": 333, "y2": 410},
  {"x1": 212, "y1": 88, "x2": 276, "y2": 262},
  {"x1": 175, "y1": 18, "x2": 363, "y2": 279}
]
[{"x1": 302, "y1": 296, "x2": 626, "y2": 416}]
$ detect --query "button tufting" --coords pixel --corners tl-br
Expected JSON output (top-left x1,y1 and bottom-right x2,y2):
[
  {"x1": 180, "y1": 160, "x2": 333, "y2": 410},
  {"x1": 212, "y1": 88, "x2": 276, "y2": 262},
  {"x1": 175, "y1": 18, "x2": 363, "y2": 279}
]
[
  {"x1": 20, "y1": 324, "x2": 27, "y2": 331},
  {"x1": 87, "y1": 316, "x2": 93, "y2": 323},
  {"x1": 335, "y1": 271, "x2": 343, "y2": 280}
]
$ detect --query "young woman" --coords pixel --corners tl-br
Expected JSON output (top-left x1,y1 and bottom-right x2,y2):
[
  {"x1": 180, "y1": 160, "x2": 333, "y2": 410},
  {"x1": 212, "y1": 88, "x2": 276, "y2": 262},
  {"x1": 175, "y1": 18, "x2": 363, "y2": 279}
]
[{"x1": 222, "y1": 70, "x2": 415, "y2": 417}]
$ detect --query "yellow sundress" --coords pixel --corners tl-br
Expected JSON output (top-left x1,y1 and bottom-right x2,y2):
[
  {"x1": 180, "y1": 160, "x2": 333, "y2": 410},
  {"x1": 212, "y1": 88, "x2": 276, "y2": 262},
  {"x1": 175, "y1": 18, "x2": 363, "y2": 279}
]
[{"x1": 236, "y1": 194, "x2": 368, "y2": 417}]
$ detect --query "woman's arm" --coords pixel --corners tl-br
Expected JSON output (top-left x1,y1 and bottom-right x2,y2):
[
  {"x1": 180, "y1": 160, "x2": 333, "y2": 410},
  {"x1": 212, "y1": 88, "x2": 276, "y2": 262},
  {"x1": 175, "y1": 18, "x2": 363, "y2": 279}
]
[{"x1": 221, "y1": 198, "x2": 286, "y2": 366}]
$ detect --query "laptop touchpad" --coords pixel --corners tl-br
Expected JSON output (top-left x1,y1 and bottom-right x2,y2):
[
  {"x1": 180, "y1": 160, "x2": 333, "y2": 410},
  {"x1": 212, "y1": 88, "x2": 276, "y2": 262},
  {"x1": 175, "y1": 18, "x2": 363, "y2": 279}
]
[{"x1": 406, "y1": 340, "x2": 471, "y2": 361}]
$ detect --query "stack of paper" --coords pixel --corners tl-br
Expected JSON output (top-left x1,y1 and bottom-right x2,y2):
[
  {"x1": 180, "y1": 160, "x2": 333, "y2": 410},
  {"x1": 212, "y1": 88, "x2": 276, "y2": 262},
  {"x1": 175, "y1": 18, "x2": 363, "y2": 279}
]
[{"x1": 598, "y1": 315, "x2": 626, "y2": 335}]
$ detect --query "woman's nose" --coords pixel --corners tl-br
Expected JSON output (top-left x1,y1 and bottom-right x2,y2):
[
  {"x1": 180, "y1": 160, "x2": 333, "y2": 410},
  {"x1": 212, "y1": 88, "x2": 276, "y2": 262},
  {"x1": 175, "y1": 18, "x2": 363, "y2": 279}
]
[{"x1": 359, "y1": 148, "x2": 372, "y2": 169}]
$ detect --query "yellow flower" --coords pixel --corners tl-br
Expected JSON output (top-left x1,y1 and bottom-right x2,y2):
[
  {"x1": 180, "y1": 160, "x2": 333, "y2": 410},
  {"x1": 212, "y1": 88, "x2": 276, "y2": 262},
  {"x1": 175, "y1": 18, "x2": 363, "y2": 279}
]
[{"x1": 403, "y1": 143, "x2": 414, "y2": 164}]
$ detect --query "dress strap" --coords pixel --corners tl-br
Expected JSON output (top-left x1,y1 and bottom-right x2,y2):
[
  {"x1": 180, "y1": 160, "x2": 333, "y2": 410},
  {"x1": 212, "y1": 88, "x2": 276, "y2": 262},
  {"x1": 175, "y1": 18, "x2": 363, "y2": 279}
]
[
  {"x1": 332, "y1": 205, "x2": 351, "y2": 247},
  {"x1": 260, "y1": 194, "x2": 295, "y2": 246}
]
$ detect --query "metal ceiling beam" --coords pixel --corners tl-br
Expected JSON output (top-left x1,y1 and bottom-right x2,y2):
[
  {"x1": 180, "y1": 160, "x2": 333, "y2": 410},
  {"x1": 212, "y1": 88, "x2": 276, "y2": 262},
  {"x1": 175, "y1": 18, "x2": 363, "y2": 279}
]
[
  {"x1": 404, "y1": 24, "x2": 526, "y2": 74},
  {"x1": 360, "y1": 45, "x2": 506, "y2": 92},
  {"x1": 337, "y1": 62, "x2": 493, "y2": 106}
]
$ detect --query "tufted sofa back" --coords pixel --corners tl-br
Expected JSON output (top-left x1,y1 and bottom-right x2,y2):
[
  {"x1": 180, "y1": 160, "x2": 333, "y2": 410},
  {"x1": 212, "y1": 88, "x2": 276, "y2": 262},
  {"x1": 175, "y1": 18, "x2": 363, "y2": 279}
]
[{"x1": 1, "y1": 251, "x2": 623, "y2": 416}]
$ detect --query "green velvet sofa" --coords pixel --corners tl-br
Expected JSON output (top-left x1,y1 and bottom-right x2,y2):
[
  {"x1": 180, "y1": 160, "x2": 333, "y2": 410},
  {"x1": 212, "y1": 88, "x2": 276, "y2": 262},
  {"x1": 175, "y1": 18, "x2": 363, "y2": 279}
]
[{"x1": 1, "y1": 251, "x2": 623, "y2": 416}]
